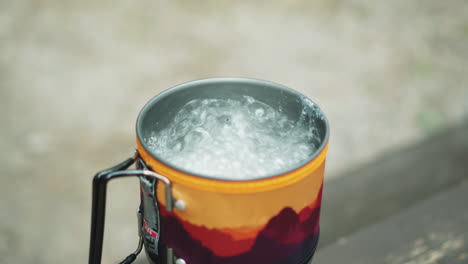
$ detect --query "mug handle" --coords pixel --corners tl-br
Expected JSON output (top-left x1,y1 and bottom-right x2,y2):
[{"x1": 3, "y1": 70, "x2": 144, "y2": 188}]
[{"x1": 88, "y1": 152, "x2": 175, "y2": 264}]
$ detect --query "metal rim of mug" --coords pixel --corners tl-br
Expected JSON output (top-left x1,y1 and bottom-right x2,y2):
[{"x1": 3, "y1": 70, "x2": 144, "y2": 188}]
[{"x1": 135, "y1": 77, "x2": 330, "y2": 182}]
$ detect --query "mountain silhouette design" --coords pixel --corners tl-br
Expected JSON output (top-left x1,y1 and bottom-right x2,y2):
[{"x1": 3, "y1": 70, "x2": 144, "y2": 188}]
[{"x1": 159, "y1": 187, "x2": 322, "y2": 264}]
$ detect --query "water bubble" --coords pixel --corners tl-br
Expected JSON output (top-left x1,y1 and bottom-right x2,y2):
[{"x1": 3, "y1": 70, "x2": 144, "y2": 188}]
[{"x1": 255, "y1": 108, "x2": 264, "y2": 117}]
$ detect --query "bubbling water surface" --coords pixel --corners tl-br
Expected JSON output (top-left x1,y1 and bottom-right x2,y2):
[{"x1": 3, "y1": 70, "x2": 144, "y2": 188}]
[{"x1": 146, "y1": 96, "x2": 319, "y2": 180}]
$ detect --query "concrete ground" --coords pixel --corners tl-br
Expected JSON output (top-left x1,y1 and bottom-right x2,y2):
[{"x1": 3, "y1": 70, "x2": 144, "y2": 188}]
[{"x1": 1, "y1": 0, "x2": 467, "y2": 263}]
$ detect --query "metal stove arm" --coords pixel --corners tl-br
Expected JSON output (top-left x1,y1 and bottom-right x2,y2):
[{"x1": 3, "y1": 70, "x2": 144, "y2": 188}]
[{"x1": 118, "y1": 210, "x2": 144, "y2": 264}]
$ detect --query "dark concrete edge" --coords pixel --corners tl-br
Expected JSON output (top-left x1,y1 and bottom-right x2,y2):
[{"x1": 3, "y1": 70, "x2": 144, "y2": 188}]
[{"x1": 319, "y1": 119, "x2": 468, "y2": 248}]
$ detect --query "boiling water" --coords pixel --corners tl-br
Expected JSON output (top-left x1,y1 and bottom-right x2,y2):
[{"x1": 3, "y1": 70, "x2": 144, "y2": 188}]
[{"x1": 146, "y1": 96, "x2": 319, "y2": 180}]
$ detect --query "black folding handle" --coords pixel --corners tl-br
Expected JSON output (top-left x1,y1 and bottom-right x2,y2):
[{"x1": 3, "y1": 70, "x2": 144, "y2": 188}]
[
  {"x1": 89, "y1": 154, "x2": 139, "y2": 264},
  {"x1": 88, "y1": 153, "x2": 175, "y2": 264}
]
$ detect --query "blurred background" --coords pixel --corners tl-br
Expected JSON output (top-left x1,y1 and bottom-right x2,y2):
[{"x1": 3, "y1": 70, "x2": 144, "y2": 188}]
[{"x1": 1, "y1": 0, "x2": 467, "y2": 263}]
